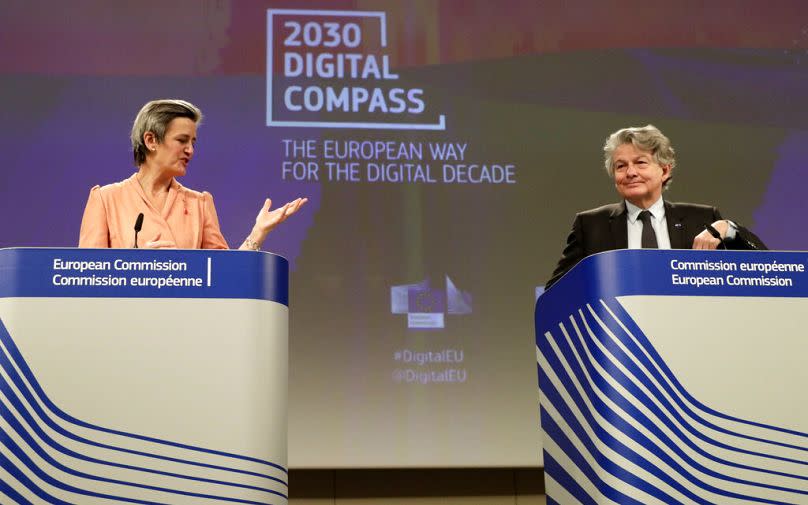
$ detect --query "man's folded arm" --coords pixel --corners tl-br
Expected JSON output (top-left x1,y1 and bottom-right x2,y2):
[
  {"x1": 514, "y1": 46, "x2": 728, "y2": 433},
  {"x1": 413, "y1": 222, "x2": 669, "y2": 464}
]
[{"x1": 712, "y1": 207, "x2": 768, "y2": 250}]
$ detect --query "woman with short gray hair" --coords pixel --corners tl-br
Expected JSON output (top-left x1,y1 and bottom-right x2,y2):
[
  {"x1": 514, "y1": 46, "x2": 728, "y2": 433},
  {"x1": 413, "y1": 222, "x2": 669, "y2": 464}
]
[{"x1": 79, "y1": 99, "x2": 306, "y2": 249}]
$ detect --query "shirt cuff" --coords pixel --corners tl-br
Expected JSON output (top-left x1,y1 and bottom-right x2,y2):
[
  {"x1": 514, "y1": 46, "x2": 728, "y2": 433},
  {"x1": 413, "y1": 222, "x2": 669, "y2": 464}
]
[{"x1": 724, "y1": 220, "x2": 738, "y2": 240}]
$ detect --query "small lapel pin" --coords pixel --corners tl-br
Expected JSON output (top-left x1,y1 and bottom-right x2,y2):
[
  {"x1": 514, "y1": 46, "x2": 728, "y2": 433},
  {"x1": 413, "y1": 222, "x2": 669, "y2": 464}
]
[{"x1": 674, "y1": 223, "x2": 683, "y2": 228}]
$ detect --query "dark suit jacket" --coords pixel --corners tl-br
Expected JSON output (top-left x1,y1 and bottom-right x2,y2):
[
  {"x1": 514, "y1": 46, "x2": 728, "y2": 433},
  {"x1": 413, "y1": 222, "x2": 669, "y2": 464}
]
[{"x1": 545, "y1": 201, "x2": 767, "y2": 289}]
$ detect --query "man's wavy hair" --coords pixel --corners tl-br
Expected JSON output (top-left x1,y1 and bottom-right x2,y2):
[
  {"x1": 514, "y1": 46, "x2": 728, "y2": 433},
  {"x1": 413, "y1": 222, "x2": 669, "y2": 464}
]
[{"x1": 603, "y1": 124, "x2": 675, "y2": 189}]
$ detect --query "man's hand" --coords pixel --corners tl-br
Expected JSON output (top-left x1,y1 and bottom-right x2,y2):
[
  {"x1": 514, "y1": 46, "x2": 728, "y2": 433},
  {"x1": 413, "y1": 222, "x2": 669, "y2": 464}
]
[{"x1": 692, "y1": 220, "x2": 729, "y2": 250}]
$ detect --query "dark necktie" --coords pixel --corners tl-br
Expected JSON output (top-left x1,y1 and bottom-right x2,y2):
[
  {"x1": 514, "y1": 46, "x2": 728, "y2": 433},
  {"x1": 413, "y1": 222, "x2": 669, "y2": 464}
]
[{"x1": 638, "y1": 210, "x2": 658, "y2": 249}]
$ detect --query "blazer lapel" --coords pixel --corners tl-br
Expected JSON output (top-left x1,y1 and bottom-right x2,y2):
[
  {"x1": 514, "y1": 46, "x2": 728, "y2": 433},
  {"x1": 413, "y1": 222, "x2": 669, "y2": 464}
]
[
  {"x1": 608, "y1": 203, "x2": 628, "y2": 250},
  {"x1": 665, "y1": 201, "x2": 687, "y2": 249}
]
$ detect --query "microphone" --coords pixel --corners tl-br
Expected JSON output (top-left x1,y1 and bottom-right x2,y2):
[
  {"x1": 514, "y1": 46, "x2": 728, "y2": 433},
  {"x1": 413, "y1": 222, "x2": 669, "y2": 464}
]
[{"x1": 133, "y1": 213, "x2": 144, "y2": 248}]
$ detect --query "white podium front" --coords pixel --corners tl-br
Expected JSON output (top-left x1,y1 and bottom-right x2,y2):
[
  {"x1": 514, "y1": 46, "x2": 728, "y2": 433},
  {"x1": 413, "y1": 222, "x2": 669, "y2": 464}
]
[
  {"x1": 535, "y1": 249, "x2": 808, "y2": 504},
  {"x1": 0, "y1": 248, "x2": 288, "y2": 504}
]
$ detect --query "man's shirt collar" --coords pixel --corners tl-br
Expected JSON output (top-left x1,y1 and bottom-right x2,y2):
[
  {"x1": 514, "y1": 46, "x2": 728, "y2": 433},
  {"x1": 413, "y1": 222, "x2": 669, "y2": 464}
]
[{"x1": 626, "y1": 197, "x2": 665, "y2": 223}]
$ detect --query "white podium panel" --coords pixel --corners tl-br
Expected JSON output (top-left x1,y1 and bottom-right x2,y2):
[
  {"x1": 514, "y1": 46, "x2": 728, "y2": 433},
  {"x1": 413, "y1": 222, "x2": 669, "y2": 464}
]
[
  {"x1": 0, "y1": 248, "x2": 289, "y2": 504},
  {"x1": 536, "y1": 250, "x2": 808, "y2": 504}
]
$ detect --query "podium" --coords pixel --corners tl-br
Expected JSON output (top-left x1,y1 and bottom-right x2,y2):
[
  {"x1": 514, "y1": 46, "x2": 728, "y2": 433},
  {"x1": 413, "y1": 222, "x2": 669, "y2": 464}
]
[
  {"x1": 535, "y1": 249, "x2": 808, "y2": 504},
  {"x1": 0, "y1": 248, "x2": 289, "y2": 504}
]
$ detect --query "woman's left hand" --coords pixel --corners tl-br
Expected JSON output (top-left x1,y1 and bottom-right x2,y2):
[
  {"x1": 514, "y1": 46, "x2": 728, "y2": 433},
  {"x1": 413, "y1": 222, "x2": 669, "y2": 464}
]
[
  {"x1": 239, "y1": 197, "x2": 308, "y2": 251},
  {"x1": 254, "y1": 197, "x2": 308, "y2": 233}
]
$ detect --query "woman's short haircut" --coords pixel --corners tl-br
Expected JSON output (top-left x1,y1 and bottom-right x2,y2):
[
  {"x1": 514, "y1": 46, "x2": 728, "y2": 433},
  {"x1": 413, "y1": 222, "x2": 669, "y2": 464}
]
[
  {"x1": 603, "y1": 124, "x2": 676, "y2": 188},
  {"x1": 130, "y1": 99, "x2": 203, "y2": 166}
]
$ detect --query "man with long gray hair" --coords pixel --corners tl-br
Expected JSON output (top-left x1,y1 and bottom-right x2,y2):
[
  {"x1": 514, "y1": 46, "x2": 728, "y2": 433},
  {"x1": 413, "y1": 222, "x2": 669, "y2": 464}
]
[{"x1": 546, "y1": 124, "x2": 766, "y2": 288}]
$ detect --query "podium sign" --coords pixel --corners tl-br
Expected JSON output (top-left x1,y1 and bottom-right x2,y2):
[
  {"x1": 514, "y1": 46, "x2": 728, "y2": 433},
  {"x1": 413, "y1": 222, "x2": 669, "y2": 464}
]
[
  {"x1": 0, "y1": 248, "x2": 289, "y2": 504},
  {"x1": 535, "y1": 250, "x2": 808, "y2": 504}
]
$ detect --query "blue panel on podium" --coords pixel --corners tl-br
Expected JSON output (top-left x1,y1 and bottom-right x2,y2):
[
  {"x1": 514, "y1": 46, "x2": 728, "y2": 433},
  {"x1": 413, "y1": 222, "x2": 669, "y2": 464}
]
[
  {"x1": 0, "y1": 248, "x2": 288, "y2": 304},
  {"x1": 536, "y1": 250, "x2": 808, "y2": 504},
  {"x1": 0, "y1": 248, "x2": 289, "y2": 504}
]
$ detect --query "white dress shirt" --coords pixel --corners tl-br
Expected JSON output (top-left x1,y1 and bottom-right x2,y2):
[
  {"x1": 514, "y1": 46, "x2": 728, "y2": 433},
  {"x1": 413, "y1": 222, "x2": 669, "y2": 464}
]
[
  {"x1": 625, "y1": 198, "x2": 737, "y2": 249},
  {"x1": 626, "y1": 198, "x2": 671, "y2": 249}
]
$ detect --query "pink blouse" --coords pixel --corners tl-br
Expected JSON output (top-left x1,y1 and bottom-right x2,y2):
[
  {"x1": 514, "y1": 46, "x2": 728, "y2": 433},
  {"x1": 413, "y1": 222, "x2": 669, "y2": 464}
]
[{"x1": 79, "y1": 174, "x2": 229, "y2": 249}]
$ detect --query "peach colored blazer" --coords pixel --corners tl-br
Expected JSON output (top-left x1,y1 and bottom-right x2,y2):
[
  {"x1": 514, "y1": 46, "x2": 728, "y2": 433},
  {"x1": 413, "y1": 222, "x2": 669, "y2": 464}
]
[{"x1": 79, "y1": 174, "x2": 229, "y2": 249}]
